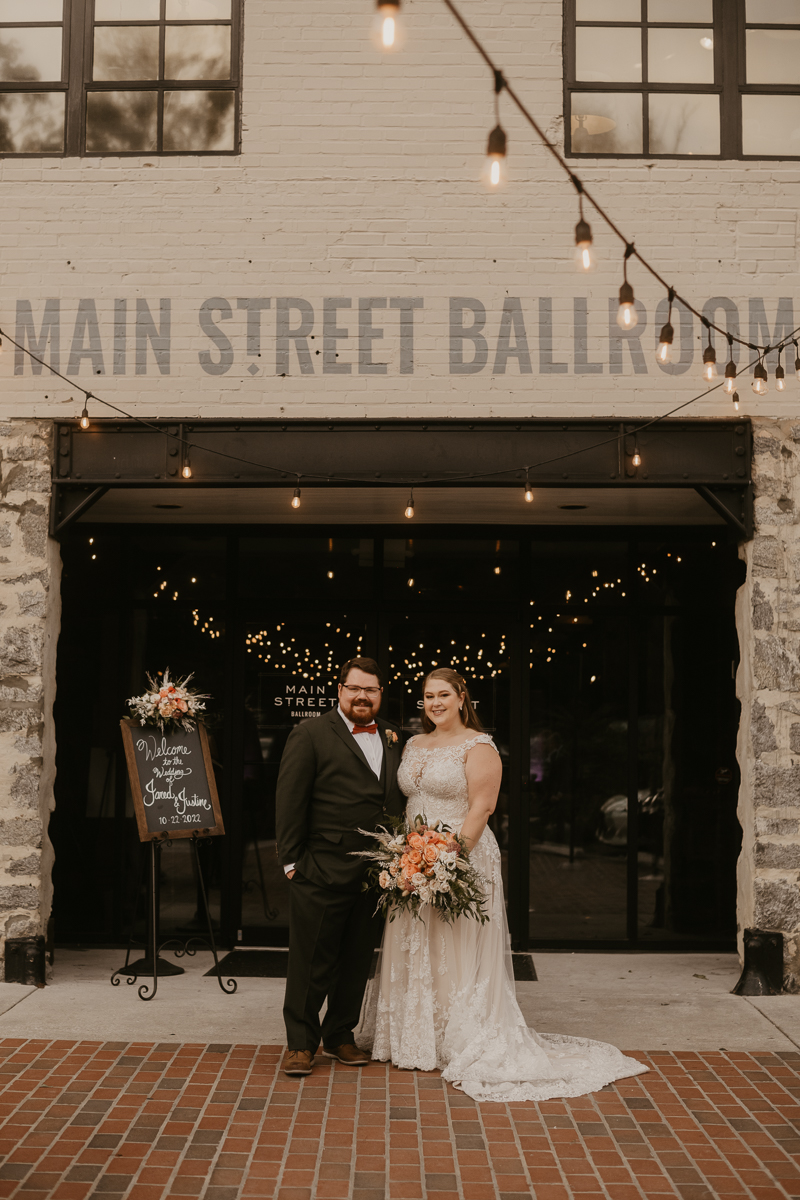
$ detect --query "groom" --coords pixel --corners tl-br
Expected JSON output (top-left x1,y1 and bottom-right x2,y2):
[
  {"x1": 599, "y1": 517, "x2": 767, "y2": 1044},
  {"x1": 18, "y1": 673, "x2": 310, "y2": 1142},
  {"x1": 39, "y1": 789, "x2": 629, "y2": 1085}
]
[{"x1": 276, "y1": 656, "x2": 404, "y2": 1077}]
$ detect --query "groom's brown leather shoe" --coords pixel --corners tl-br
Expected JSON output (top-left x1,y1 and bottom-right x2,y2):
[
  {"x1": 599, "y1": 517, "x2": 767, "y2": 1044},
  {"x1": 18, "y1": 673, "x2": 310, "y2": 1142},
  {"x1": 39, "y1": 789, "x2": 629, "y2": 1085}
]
[
  {"x1": 283, "y1": 1049, "x2": 315, "y2": 1077},
  {"x1": 322, "y1": 1044, "x2": 370, "y2": 1065}
]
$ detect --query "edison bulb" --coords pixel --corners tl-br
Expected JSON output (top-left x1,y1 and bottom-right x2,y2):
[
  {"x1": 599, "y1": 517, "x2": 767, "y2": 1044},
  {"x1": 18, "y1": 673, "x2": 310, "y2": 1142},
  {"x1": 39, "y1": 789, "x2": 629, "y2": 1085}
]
[
  {"x1": 79, "y1": 410, "x2": 90, "y2": 430},
  {"x1": 702, "y1": 360, "x2": 717, "y2": 383},
  {"x1": 656, "y1": 323, "x2": 674, "y2": 365},
  {"x1": 732, "y1": 390, "x2": 740, "y2": 411},
  {"x1": 484, "y1": 125, "x2": 507, "y2": 188},
  {"x1": 724, "y1": 375, "x2": 736, "y2": 395},
  {"x1": 524, "y1": 487, "x2": 533, "y2": 503},
  {"x1": 752, "y1": 366, "x2": 769, "y2": 395},
  {"x1": 182, "y1": 464, "x2": 192, "y2": 478},
  {"x1": 617, "y1": 301, "x2": 637, "y2": 330},
  {"x1": 616, "y1": 282, "x2": 637, "y2": 330},
  {"x1": 632, "y1": 451, "x2": 642, "y2": 467},
  {"x1": 291, "y1": 488, "x2": 301, "y2": 508},
  {"x1": 776, "y1": 365, "x2": 786, "y2": 391},
  {"x1": 404, "y1": 500, "x2": 414, "y2": 519},
  {"x1": 371, "y1": 1, "x2": 402, "y2": 51},
  {"x1": 575, "y1": 219, "x2": 594, "y2": 271}
]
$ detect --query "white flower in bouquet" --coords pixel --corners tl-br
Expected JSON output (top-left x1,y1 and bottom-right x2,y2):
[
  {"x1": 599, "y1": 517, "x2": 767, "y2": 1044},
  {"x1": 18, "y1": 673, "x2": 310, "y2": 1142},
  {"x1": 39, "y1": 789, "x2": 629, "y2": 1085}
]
[
  {"x1": 378, "y1": 870, "x2": 392, "y2": 889},
  {"x1": 412, "y1": 872, "x2": 427, "y2": 887}
]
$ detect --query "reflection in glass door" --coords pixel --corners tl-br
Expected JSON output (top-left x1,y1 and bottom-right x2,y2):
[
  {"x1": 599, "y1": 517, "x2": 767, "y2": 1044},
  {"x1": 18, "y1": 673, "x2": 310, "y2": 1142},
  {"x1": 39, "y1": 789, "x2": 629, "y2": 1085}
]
[{"x1": 238, "y1": 615, "x2": 370, "y2": 944}]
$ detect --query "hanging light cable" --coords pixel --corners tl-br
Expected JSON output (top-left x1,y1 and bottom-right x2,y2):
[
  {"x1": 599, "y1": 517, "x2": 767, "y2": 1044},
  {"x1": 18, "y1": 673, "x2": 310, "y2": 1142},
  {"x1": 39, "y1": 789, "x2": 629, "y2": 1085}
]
[
  {"x1": 484, "y1": 70, "x2": 506, "y2": 188},
  {"x1": 794, "y1": 339, "x2": 800, "y2": 381},
  {"x1": 656, "y1": 288, "x2": 675, "y2": 364},
  {"x1": 723, "y1": 334, "x2": 737, "y2": 395},
  {"x1": 701, "y1": 320, "x2": 717, "y2": 383},
  {"x1": 776, "y1": 344, "x2": 786, "y2": 391},
  {"x1": 405, "y1": 488, "x2": 415, "y2": 519},
  {"x1": 372, "y1": 0, "x2": 401, "y2": 50},
  {"x1": 524, "y1": 469, "x2": 533, "y2": 502},
  {"x1": 616, "y1": 244, "x2": 637, "y2": 330}
]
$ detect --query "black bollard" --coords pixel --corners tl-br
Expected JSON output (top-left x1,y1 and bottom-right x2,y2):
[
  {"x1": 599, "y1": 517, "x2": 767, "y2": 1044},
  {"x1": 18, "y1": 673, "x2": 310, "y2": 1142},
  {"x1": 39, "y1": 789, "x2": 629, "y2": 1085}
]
[{"x1": 732, "y1": 928, "x2": 784, "y2": 996}]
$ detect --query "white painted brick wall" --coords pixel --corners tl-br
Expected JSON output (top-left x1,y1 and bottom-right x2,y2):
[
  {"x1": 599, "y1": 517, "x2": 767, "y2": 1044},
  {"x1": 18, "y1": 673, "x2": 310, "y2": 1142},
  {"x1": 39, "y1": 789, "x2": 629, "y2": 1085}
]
[{"x1": 0, "y1": 0, "x2": 798, "y2": 422}]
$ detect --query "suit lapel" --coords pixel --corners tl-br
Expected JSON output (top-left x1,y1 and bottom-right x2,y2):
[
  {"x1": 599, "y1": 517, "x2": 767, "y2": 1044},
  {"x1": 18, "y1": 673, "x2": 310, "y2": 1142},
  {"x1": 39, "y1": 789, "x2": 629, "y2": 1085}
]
[{"x1": 328, "y1": 707, "x2": 375, "y2": 776}]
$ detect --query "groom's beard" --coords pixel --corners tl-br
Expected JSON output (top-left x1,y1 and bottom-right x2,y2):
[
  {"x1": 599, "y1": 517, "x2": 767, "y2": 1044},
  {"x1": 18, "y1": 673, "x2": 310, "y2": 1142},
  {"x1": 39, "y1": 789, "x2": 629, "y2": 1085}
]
[{"x1": 341, "y1": 697, "x2": 380, "y2": 724}]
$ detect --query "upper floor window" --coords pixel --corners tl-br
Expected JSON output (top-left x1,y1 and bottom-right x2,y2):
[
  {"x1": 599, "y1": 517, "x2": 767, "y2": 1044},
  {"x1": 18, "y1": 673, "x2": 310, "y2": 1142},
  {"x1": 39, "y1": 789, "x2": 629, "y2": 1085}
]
[
  {"x1": 565, "y1": 0, "x2": 800, "y2": 158},
  {"x1": 0, "y1": 0, "x2": 241, "y2": 156}
]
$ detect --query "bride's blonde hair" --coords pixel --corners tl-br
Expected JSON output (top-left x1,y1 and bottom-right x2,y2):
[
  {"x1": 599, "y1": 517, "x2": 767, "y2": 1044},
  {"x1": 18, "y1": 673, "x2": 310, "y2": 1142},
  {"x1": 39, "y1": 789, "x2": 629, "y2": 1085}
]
[{"x1": 421, "y1": 668, "x2": 483, "y2": 734}]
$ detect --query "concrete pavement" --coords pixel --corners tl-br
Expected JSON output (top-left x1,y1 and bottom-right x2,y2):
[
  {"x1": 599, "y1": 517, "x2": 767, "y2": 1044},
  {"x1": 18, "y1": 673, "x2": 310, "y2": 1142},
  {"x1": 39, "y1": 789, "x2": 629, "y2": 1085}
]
[{"x1": 1, "y1": 950, "x2": 799, "y2": 1050}]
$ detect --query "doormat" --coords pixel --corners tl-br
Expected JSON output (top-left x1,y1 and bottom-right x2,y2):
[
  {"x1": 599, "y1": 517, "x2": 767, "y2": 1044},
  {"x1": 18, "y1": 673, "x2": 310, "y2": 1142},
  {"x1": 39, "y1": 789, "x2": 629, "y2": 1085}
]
[
  {"x1": 205, "y1": 950, "x2": 288, "y2": 977},
  {"x1": 206, "y1": 949, "x2": 537, "y2": 980}
]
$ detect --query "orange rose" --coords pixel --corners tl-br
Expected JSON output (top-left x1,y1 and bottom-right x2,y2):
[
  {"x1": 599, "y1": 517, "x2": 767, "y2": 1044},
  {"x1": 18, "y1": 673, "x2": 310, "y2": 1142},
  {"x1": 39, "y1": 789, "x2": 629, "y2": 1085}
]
[
  {"x1": 423, "y1": 845, "x2": 438, "y2": 864},
  {"x1": 407, "y1": 833, "x2": 424, "y2": 850},
  {"x1": 407, "y1": 849, "x2": 422, "y2": 866}
]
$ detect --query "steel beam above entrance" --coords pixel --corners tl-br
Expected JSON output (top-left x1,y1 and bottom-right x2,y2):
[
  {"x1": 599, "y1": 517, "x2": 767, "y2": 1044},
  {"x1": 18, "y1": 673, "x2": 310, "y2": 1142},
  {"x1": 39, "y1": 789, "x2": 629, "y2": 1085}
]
[
  {"x1": 54, "y1": 417, "x2": 752, "y2": 486},
  {"x1": 51, "y1": 417, "x2": 753, "y2": 537}
]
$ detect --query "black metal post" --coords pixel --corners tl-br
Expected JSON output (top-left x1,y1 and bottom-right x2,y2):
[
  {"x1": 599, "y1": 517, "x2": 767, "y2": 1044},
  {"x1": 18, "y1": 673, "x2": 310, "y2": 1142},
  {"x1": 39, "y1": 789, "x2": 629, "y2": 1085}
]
[
  {"x1": 191, "y1": 834, "x2": 237, "y2": 995},
  {"x1": 626, "y1": 547, "x2": 640, "y2": 945}
]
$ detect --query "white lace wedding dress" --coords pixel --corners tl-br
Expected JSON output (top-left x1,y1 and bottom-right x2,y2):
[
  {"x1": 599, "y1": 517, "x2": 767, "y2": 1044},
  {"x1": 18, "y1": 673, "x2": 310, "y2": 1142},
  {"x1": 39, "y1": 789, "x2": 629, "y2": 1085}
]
[{"x1": 356, "y1": 733, "x2": 648, "y2": 1102}]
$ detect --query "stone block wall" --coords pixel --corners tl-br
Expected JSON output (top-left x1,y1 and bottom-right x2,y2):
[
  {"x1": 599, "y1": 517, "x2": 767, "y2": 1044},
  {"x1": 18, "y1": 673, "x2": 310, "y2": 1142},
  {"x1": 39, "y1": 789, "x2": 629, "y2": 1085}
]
[
  {"x1": 738, "y1": 416, "x2": 800, "y2": 989},
  {"x1": 0, "y1": 420, "x2": 58, "y2": 970}
]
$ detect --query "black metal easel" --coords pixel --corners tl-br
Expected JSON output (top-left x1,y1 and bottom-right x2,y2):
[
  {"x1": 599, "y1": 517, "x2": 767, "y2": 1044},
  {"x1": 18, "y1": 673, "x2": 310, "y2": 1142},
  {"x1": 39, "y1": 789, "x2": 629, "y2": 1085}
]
[{"x1": 111, "y1": 833, "x2": 236, "y2": 1001}]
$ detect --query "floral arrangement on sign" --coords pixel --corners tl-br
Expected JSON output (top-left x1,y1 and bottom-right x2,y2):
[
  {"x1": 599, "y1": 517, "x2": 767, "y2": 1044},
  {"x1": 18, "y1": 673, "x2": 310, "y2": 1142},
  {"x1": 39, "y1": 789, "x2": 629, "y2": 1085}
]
[
  {"x1": 126, "y1": 669, "x2": 209, "y2": 733},
  {"x1": 353, "y1": 814, "x2": 488, "y2": 924}
]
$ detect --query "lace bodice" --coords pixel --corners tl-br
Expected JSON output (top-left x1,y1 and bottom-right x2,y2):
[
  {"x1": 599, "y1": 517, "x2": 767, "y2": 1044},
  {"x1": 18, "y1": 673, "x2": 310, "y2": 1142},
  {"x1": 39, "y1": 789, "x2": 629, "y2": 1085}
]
[{"x1": 397, "y1": 733, "x2": 497, "y2": 828}]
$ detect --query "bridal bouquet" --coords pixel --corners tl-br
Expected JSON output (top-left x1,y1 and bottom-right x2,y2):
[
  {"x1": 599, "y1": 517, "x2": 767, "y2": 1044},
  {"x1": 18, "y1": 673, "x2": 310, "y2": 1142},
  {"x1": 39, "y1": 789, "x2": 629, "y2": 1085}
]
[
  {"x1": 353, "y1": 815, "x2": 489, "y2": 925},
  {"x1": 126, "y1": 669, "x2": 209, "y2": 733}
]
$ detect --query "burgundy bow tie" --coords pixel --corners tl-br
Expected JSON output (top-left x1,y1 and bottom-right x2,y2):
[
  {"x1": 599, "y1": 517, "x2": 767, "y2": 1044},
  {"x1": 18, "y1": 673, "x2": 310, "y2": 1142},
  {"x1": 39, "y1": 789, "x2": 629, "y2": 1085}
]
[{"x1": 352, "y1": 723, "x2": 378, "y2": 735}]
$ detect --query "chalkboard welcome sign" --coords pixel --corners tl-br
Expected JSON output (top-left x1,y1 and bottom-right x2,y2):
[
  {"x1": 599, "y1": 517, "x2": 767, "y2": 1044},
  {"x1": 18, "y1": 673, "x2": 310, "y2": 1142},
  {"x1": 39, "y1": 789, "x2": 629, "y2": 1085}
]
[{"x1": 120, "y1": 718, "x2": 224, "y2": 842}]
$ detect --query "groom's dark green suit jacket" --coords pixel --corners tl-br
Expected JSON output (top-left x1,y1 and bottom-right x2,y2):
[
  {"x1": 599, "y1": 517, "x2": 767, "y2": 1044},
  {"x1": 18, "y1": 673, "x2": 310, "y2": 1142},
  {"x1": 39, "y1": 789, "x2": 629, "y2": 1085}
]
[{"x1": 275, "y1": 707, "x2": 405, "y2": 893}]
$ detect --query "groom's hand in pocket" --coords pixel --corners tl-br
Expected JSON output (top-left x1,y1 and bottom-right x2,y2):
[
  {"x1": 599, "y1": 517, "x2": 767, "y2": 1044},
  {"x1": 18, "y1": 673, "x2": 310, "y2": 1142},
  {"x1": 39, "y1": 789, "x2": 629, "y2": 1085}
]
[{"x1": 286, "y1": 870, "x2": 296, "y2": 880}]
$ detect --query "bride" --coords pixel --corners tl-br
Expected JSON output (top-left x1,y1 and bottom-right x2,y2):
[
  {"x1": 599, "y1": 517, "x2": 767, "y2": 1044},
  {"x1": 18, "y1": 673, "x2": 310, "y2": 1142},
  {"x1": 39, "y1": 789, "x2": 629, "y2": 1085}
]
[{"x1": 356, "y1": 666, "x2": 648, "y2": 1102}]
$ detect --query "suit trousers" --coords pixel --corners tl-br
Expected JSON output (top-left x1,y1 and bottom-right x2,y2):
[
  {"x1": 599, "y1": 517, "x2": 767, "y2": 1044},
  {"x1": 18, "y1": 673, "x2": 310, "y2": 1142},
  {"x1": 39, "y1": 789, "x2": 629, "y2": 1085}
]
[{"x1": 283, "y1": 871, "x2": 383, "y2": 1051}]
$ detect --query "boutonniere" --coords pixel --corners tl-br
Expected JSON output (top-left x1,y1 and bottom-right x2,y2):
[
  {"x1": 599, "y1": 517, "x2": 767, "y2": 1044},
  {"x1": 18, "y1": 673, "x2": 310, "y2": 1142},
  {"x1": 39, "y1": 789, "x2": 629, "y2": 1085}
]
[{"x1": 385, "y1": 729, "x2": 398, "y2": 748}]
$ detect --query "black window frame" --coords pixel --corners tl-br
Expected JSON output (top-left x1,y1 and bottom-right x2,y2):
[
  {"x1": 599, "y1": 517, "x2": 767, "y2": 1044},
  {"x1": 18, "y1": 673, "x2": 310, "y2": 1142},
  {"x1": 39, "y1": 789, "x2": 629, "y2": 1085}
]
[
  {"x1": 564, "y1": 0, "x2": 800, "y2": 160},
  {"x1": 0, "y1": 0, "x2": 243, "y2": 158}
]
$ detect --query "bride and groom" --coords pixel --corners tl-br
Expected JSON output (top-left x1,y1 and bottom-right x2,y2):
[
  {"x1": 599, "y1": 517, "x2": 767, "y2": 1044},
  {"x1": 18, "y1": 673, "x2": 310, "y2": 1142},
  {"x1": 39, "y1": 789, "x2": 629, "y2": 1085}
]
[{"x1": 275, "y1": 656, "x2": 646, "y2": 1101}]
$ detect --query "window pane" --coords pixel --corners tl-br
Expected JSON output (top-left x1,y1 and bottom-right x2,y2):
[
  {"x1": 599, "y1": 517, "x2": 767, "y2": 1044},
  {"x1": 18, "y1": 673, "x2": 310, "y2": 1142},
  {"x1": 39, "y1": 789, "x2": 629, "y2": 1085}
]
[
  {"x1": 649, "y1": 93, "x2": 719, "y2": 154},
  {"x1": 746, "y1": 0, "x2": 800, "y2": 20},
  {"x1": 747, "y1": 29, "x2": 800, "y2": 83},
  {"x1": 93, "y1": 26, "x2": 159, "y2": 80},
  {"x1": 86, "y1": 89, "x2": 157, "y2": 151},
  {"x1": 164, "y1": 24, "x2": 230, "y2": 78},
  {"x1": 0, "y1": 28, "x2": 62, "y2": 82},
  {"x1": 165, "y1": 0, "x2": 231, "y2": 15},
  {"x1": 162, "y1": 88, "x2": 234, "y2": 150},
  {"x1": 742, "y1": 94, "x2": 800, "y2": 155},
  {"x1": 649, "y1": 0, "x2": 712, "y2": 17},
  {"x1": 0, "y1": 90, "x2": 63, "y2": 151},
  {"x1": 94, "y1": 0, "x2": 160, "y2": 16},
  {"x1": 575, "y1": 0, "x2": 640, "y2": 17},
  {"x1": 576, "y1": 27, "x2": 642, "y2": 82},
  {"x1": 0, "y1": 0, "x2": 61, "y2": 18},
  {"x1": 571, "y1": 92, "x2": 643, "y2": 152},
  {"x1": 648, "y1": 28, "x2": 714, "y2": 82}
]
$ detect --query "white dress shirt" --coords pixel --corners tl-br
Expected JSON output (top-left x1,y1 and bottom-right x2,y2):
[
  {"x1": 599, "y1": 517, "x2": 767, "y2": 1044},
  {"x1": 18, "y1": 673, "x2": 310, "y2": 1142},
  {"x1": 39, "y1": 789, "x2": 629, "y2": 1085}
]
[{"x1": 284, "y1": 707, "x2": 384, "y2": 874}]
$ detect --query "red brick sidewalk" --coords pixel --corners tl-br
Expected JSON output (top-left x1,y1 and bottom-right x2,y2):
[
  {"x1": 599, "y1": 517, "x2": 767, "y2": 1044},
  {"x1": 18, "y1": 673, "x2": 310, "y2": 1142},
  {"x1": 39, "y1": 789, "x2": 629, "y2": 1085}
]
[{"x1": 0, "y1": 1039, "x2": 799, "y2": 1200}]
